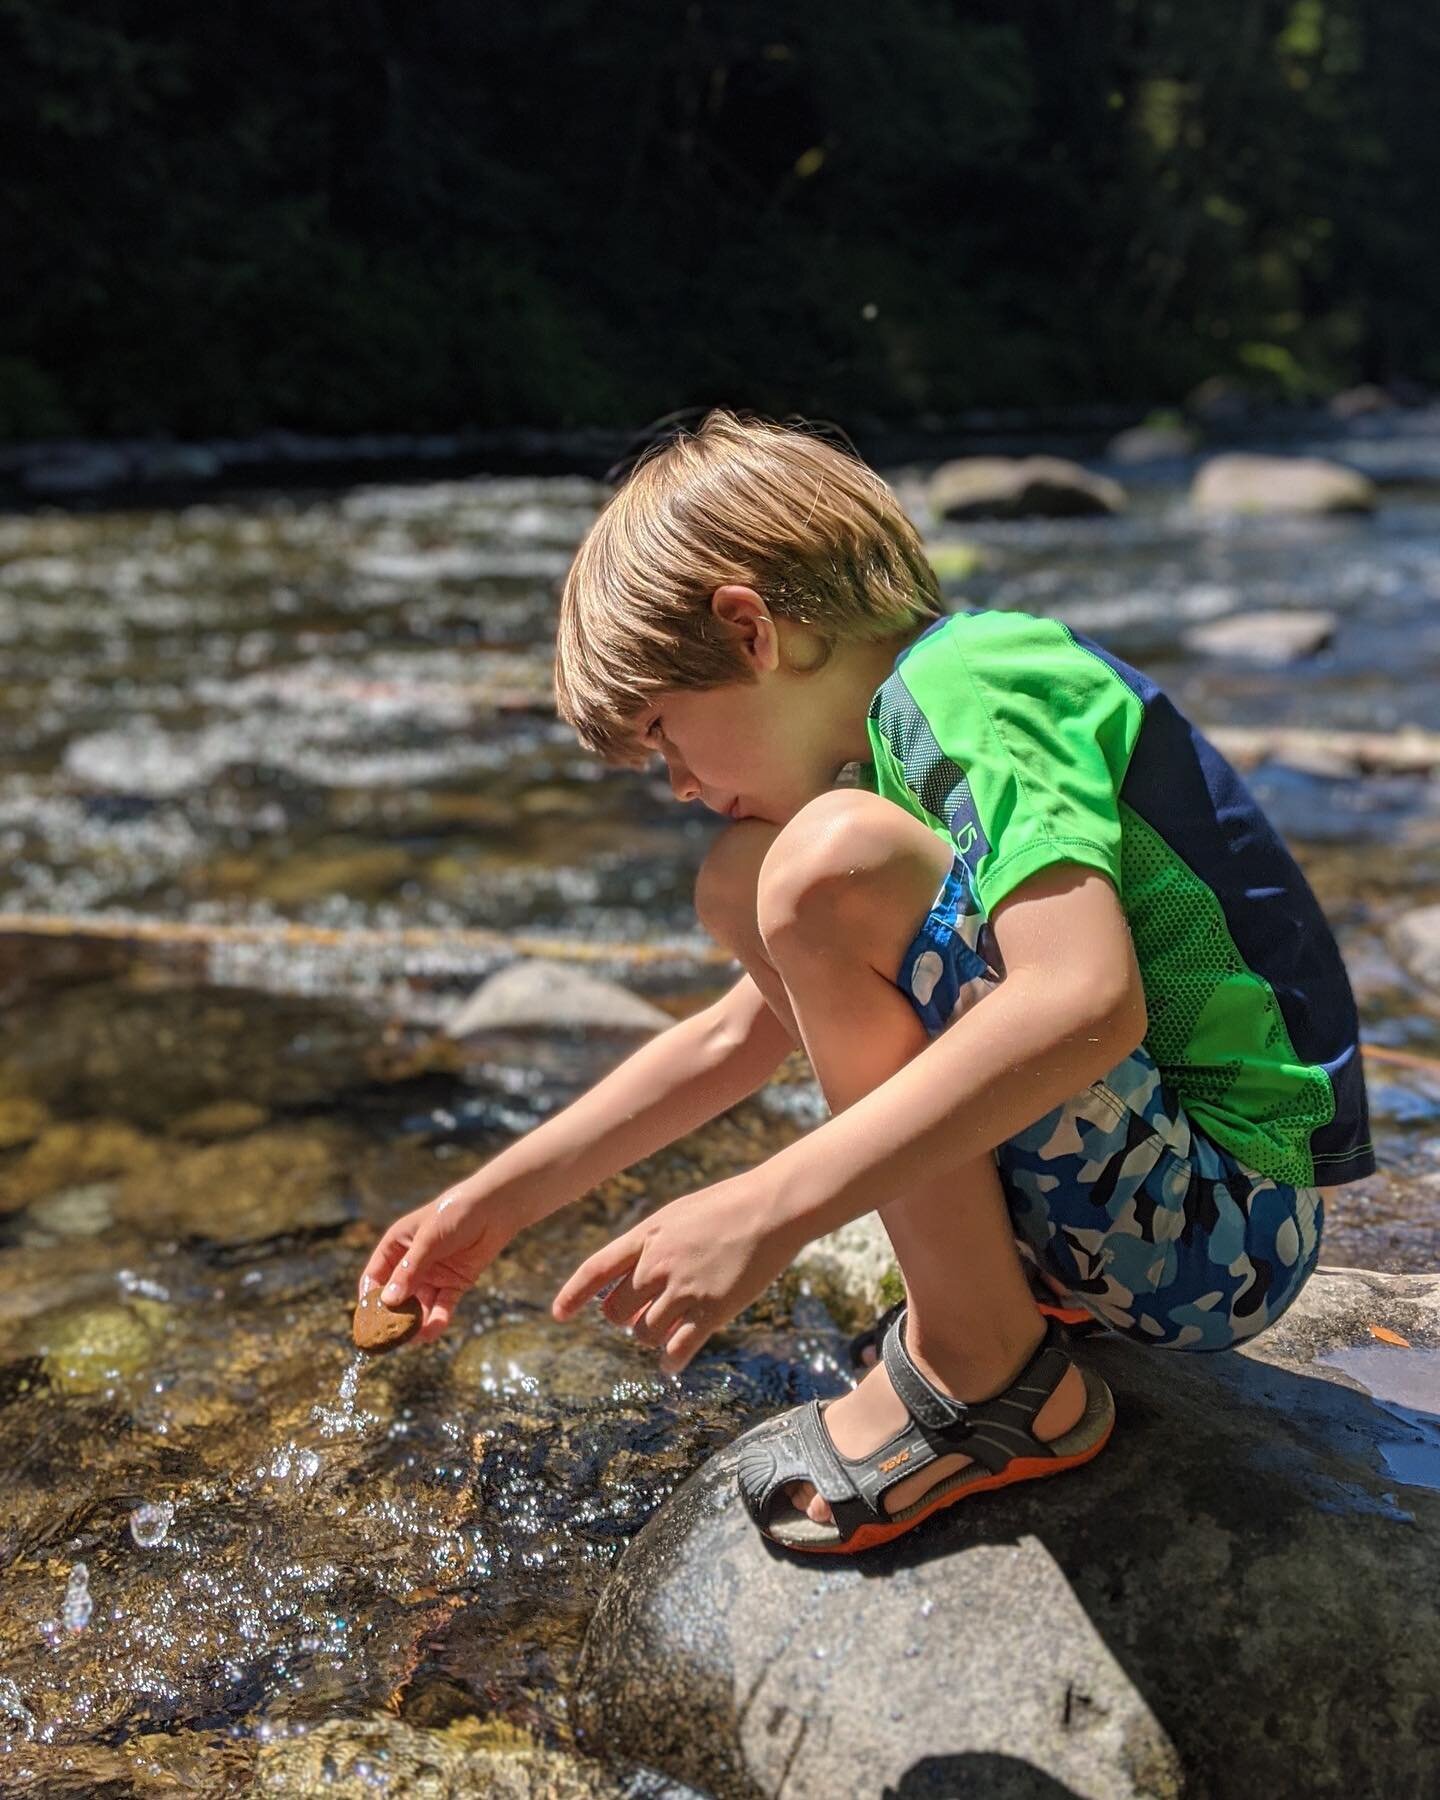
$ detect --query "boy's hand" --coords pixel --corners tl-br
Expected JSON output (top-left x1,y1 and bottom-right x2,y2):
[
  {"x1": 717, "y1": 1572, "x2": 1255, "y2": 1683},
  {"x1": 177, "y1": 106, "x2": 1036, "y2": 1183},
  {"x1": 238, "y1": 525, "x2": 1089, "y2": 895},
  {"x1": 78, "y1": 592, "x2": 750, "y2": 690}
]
[
  {"x1": 551, "y1": 1174, "x2": 802, "y2": 1375},
  {"x1": 358, "y1": 1183, "x2": 518, "y2": 1344}
]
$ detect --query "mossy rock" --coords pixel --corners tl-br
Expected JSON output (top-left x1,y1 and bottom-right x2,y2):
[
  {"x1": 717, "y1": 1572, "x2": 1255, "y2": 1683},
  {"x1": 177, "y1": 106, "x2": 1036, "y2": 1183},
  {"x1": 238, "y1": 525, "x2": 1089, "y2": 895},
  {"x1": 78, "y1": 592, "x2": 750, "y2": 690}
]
[{"x1": 39, "y1": 1302, "x2": 159, "y2": 1394}]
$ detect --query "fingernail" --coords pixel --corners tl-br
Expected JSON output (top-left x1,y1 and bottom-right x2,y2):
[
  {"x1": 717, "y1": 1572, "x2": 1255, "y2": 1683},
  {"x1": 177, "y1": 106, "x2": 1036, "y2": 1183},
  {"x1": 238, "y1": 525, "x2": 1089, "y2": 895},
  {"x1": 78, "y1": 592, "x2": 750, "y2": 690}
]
[{"x1": 381, "y1": 1283, "x2": 402, "y2": 1305}]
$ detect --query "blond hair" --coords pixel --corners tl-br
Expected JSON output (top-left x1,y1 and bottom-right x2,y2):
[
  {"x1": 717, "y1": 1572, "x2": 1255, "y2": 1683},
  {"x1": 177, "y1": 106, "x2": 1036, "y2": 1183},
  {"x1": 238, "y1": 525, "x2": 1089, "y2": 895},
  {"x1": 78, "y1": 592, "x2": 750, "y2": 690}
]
[{"x1": 554, "y1": 409, "x2": 941, "y2": 763}]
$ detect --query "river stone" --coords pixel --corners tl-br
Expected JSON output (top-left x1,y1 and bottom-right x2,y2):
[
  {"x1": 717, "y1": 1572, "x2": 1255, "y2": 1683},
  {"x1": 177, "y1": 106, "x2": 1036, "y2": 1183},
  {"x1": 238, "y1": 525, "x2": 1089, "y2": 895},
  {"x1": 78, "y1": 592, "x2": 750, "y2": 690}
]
[
  {"x1": 1391, "y1": 903, "x2": 1440, "y2": 993},
  {"x1": 1180, "y1": 608, "x2": 1338, "y2": 665},
  {"x1": 1190, "y1": 454, "x2": 1376, "y2": 516},
  {"x1": 0, "y1": 1120, "x2": 159, "y2": 1217},
  {"x1": 788, "y1": 1211, "x2": 899, "y2": 1335},
  {"x1": 577, "y1": 1269, "x2": 1440, "y2": 1800},
  {"x1": 446, "y1": 960, "x2": 673, "y2": 1038},
  {"x1": 353, "y1": 1287, "x2": 422, "y2": 1353},
  {"x1": 1328, "y1": 384, "x2": 1395, "y2": 420},
  {"x1": 929, "y1": 456, "x2": 1126, "y2": 521}
]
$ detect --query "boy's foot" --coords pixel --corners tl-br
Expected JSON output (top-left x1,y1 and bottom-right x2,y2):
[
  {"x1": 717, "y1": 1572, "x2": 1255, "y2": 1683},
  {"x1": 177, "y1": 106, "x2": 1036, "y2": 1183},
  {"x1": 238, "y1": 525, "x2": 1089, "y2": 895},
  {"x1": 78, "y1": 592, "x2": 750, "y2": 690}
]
[{"x1": 787, "y1": 1319, "x2": 1089, "y2": 1526}]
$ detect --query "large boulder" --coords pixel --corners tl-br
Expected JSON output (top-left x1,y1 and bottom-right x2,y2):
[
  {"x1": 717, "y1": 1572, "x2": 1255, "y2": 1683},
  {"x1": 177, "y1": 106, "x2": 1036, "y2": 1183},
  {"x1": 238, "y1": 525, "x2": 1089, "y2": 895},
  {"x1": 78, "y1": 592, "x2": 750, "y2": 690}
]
[
  {"x1": 577, "y1": 1269, "x2": 1440, "y2": 1800},
  {"x1": 929, "y1": 458, "x2": 1126, "y2": 522},
  {"x1": 1190, "y1": 454, "x2": 1376, "y2": 516}
]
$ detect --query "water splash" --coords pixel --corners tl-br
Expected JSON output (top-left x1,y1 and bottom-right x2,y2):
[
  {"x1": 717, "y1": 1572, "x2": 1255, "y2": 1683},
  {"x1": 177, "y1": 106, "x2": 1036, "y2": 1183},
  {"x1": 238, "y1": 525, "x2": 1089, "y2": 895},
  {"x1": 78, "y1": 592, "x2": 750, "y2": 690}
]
[
  {"x1": 309, "y1": 1352, "x2": 377, "y2": 1439},
  {"x1": 129, "y1": 1501, "x2": 175, "y2": 1547},
  {"x1": 62, "y1": 1563, "x2": 93, "y2": 1632}
]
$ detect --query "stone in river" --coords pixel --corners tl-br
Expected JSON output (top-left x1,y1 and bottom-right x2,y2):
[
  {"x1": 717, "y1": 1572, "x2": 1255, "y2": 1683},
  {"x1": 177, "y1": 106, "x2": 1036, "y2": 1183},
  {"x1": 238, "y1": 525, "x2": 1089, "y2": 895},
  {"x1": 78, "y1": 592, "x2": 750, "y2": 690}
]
[
  {"x1": 577, "y1": 1269, "x2": 1440, "y2": 1800},
  {"x1": 1391, "y1": 903, "x2": 1440, "y2": 993},
  {"x1": 1190, "y1": 452, "x2": 1376, "y2": 515},
  {"x1": 1181, "y1": 607, "x2": 1338, "y2": 665},
  {"x1": 352, "y1": 1287, "x2": 422, "y2": 1353},
  {"x1": 445, "y1": 960, "x2": 672, "y2": 1038}
]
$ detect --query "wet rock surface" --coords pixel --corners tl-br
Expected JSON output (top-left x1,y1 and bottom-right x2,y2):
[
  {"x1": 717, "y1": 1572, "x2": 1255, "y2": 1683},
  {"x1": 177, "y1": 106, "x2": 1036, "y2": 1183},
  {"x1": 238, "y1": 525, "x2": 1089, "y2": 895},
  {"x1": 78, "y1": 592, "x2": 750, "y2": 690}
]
[
  {"x1": 448, "y1": 961, "x2": 675, "y2": 1039},
  {"x1": 1181, "y1": 606, "x2": 1338, "y2": 665},
  {"x1": 578, "y1": 1270, "x2": 1440, "y2": 1800}
]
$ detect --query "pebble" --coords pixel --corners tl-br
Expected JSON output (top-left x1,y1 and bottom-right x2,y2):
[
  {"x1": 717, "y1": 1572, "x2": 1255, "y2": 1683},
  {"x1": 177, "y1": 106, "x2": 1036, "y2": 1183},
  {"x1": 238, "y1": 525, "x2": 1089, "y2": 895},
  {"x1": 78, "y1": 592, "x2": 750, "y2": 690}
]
[{"x1": 351, "y1": 1288, "x2": 422, "y2": 1353}]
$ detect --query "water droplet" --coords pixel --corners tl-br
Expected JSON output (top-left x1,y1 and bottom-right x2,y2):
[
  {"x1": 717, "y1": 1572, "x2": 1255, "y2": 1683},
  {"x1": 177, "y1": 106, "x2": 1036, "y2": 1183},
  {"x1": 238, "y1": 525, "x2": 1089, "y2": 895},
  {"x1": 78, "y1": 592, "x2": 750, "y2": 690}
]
[
  {"x1": 62, "y1": 1562, "x2": 92, "y2": 1632},
  {"x1": 918, "y1": 1597, "x2": 934, "y2": 1618},
  {"x1": 129, "y1": 1501, "x2": 175, "y2": 1547},
  {"x1": 295, "y1": 1449, "x2": 321, "y2": 1482}
]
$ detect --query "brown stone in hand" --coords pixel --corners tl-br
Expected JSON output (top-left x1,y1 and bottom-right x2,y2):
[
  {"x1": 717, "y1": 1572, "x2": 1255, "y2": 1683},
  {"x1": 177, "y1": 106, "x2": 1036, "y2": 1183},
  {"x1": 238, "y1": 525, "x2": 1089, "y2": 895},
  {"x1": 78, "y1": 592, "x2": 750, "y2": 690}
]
[{"x1": 352, "y1": 1288, "x2": 422, "y2": 1353}]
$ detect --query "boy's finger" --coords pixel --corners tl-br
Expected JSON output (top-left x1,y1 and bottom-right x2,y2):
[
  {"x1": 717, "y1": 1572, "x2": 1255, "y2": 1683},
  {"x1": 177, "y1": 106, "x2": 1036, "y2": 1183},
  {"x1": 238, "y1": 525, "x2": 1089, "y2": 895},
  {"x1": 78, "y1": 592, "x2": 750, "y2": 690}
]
[
  {"x1": 631, "y1": 1293, "x2": 686, "y2": 1347},
  {"x1": 599, "y1": 1270, "x2": 662, "y2": 1328},
  {"x1": 359, "y1": 1232, "x2": 409, "y2": 1303},
  {"x1": 417, "y1": 1287, "x2": 460, "y2": 1343},
  {"x1": 658, "y1": 1319, "x2": 706, "y2": 1376},
  {"x1": 552, "y1": 1235, "x2": 640, "y2": 1322}
]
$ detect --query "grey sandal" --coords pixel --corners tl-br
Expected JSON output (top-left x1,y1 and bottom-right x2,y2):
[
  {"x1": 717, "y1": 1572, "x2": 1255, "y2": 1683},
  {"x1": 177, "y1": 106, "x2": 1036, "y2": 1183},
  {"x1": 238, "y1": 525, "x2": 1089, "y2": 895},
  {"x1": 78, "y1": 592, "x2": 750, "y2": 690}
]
[{"x1": 736, "y1": 1309, "x2": 1114, "y2": 1554}]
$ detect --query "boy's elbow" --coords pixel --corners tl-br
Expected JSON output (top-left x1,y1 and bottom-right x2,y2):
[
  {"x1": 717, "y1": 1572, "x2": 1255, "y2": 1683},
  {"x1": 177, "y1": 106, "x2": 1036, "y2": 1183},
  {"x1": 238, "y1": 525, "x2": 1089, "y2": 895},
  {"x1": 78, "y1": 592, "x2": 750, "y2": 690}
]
[{"x1": 1089, "y1": 966, "x2": 1149, "y2": 1062}]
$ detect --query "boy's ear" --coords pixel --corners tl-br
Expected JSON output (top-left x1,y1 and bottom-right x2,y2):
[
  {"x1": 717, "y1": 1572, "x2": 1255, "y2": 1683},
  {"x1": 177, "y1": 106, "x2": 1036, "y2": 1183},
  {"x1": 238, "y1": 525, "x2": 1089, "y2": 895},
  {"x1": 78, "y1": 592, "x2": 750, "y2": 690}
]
[{"x1": 710, "y1": 585, "x2": 780, "y2": 673}]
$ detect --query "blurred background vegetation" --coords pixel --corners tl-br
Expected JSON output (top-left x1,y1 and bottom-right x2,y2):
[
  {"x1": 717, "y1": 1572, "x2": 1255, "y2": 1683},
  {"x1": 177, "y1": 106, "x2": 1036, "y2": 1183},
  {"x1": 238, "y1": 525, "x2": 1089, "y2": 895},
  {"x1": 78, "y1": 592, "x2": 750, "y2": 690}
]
[{"x1": 1, "y1": 0, "x2": 1436, "y2": 439}]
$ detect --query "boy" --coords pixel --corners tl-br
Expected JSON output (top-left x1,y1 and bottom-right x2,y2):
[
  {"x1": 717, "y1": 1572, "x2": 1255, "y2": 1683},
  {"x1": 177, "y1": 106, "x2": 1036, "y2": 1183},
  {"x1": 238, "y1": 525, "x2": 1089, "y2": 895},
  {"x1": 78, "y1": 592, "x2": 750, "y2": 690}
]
[{"x1": 362, "y1": 411, "x2": 1372, "y2": 1556}]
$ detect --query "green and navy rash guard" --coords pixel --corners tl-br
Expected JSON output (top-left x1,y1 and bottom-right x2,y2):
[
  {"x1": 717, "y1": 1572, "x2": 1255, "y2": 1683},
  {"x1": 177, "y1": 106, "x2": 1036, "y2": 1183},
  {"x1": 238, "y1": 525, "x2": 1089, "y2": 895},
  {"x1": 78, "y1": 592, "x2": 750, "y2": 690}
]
[{"x1": 863, "y1": 610, "x2": 1374, "y2": 1189}]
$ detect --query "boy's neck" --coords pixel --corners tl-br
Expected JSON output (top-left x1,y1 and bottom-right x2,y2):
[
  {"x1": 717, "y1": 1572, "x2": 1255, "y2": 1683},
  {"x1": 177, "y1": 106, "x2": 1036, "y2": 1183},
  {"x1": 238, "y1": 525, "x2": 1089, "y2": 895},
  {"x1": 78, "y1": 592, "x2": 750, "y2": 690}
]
[{"x1": 830, "y1": 619, "x2": 932, "y2": 766}]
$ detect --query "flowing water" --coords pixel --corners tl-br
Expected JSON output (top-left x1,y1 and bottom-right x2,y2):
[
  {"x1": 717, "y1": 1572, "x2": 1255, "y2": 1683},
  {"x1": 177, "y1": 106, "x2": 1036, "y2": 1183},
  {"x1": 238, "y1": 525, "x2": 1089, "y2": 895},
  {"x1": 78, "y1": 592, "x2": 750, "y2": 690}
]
[{"x1": 1, "y1": 416, "x2": 1438, "y2": 1793}]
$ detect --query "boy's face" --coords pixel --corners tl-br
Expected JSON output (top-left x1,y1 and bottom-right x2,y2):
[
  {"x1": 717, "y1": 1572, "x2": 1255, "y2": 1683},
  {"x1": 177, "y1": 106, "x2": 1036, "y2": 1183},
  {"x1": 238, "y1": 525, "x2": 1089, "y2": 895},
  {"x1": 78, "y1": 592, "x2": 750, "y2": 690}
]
[{"x1": 628, "y1": 586, "x2": 888, "y2": 825}]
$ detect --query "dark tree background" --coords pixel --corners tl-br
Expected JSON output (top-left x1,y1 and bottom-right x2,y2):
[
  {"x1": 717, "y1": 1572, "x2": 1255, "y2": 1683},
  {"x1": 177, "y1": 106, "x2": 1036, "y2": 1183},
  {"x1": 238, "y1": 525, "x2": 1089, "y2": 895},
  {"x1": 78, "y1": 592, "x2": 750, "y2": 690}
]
[{"x1": 0, "y1": 0, "x2": 1435, "y2": 438}]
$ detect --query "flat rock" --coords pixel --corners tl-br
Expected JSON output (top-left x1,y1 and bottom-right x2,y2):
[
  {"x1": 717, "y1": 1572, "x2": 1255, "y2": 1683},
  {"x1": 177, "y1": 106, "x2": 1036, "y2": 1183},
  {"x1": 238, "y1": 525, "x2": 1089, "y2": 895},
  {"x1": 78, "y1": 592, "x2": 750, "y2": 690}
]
[
  {"x1": 1180, "y1": 607, "x2": 1338, "y2": 665},
  {"x1": 788, "y1": 1211, "x2": 899, "y2": 1334},
  {"x1": 446, "y1": 960, "x2": 673, "y2": 1038},
  {"x1": 1391, "y1": 904, "x2": 1440, "y2": 993},
  {"x1": 352, "y1": 1287, "x2": 422, "y2": 1353},
  {"x1": 578, "y1": 1269, "x2": 1440, "y2": 1800},
  {"x1": 930, "y1": 456, "x2": 1126, "y2": 521},
  {"x1": 1190, "y1": 454, "x2": 1376, "y2": 516}
]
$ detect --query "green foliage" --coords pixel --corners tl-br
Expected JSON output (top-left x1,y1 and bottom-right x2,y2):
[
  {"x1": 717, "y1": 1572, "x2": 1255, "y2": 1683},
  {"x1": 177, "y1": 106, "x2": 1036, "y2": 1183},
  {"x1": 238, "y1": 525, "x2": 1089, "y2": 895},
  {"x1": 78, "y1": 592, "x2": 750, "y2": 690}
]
[{"x1": 0, "y1": 0, "x2": 1433, "y2": 438}]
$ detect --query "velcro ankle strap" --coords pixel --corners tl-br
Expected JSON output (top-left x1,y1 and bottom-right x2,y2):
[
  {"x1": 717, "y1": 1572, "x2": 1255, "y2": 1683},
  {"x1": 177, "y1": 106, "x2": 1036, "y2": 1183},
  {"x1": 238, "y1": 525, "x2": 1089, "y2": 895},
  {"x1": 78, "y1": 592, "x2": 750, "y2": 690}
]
[{"x1": 880, "y1": 1309, "x2": 969, "y2": 1431}]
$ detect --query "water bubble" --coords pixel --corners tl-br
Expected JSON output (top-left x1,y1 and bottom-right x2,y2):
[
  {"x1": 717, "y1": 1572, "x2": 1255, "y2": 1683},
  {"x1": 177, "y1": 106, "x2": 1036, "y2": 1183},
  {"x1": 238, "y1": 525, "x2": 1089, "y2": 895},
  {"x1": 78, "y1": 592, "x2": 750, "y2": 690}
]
[
  {"x1": 62, "y1": 1562, "x2": 92, "y2": 1632},
  {"x1": 129, "y1": 1501, "x2": 175, "y2": 1547},
  {"x1": 295, "y1": 1448, "x2": 321, "y2": 1482},
  {"x1": 918, "y1": 1597, "x2": 934, "y2": 1619},
  {"x1": 117, "y1": 1268, "x2": 170, "y2": 1302},
  {"x1": 270, "y1": 1448, "x2": 293, "y2": 1480},
  {"x1": 0, "y1": 1676, "x2": 36, "y2": 1745}
]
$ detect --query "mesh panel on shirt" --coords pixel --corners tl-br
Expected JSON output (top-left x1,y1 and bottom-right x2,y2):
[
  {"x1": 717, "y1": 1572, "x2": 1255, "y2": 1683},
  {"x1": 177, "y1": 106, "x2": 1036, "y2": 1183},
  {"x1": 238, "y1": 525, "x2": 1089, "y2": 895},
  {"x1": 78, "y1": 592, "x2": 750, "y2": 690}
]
[
  {"x1": 870, "y1": 676, "x2": 967, "y2": 822},
  {"x1": 1119, "y1": 805, "x2": 1332, "y2": 1184}
]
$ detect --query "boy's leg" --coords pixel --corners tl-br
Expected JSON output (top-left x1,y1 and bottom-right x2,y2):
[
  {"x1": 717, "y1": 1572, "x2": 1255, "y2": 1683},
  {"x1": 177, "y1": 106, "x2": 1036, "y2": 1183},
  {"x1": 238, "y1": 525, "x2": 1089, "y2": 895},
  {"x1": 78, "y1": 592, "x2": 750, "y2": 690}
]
[{"x1": 695, "y1": 792, "x2": 1087, "y2": 1525}]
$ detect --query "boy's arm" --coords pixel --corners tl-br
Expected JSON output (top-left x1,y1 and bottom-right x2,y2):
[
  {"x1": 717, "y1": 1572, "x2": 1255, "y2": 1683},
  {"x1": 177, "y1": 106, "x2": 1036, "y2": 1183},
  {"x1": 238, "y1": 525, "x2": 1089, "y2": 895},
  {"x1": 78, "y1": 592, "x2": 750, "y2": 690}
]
[
  {"x1": 554, "y1": 867, "x2": 1147, "y2": 1369},
  {"x1": 363, "y1": 972, "x2": 794, "y2": 1332}
]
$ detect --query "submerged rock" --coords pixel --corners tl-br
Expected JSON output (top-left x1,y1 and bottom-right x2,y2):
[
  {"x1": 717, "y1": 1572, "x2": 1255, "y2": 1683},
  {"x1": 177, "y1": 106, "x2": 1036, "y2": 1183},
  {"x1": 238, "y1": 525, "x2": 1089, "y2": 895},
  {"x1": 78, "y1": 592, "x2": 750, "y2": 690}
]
[
  {"x1": 39, "y1": 1302, "x2": 159, "y2": 1394},
  {"x1": 578, "y1": 1270, "x2": 1440, "y2": 1800},
  {"x1": 0, "y1": 1095, "x2": 51, "y2": 1150},
  {"x1": 0, "y1": 985, "x2": 386, "y2": 1131},
  {"x1": 447, "y1": 960, "x2": 674, "y2": 1038},
  {"x1": 929, "y1": 456, "x2": 1126, "y2": 521},
  {"x1": 256, "y1": 1714, "x2": 628, "y2": 1798},
  {"x1": 0, "y1": 1120, "x2": 159, "y2": 1217},
  {"x1": 1191, "y1": 453, "x2": 1377, "y2": 516},
  {"x1": 115, "y1": 1123, "x2": 359, "y2": 1243}
]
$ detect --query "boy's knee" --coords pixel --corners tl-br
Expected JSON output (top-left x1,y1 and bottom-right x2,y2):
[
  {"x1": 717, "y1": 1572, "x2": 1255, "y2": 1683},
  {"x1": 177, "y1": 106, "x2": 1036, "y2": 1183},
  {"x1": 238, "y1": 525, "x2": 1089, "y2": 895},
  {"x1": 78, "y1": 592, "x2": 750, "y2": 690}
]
[
  {"x1": 756, "y1": 789, "x2": 947, "y2": 963},
  {"x1": 694, "y1": 820, "x2": 778, "y2": 950}
]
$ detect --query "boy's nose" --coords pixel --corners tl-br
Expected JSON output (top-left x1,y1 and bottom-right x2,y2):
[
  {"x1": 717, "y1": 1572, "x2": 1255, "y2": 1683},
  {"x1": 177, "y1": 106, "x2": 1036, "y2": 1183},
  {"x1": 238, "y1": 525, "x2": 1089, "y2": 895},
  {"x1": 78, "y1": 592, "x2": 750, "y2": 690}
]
[{"x1": 667, "y1": 759, "x2": 701, "y2": 803}]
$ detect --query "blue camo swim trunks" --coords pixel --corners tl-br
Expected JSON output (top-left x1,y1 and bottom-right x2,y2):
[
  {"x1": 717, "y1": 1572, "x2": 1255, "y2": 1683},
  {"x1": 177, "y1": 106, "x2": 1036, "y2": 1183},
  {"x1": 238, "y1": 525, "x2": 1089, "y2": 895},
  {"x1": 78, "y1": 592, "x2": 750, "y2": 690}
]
[{"x1": 899, "y1": 857, "x2": 1326, "y2": 1352}]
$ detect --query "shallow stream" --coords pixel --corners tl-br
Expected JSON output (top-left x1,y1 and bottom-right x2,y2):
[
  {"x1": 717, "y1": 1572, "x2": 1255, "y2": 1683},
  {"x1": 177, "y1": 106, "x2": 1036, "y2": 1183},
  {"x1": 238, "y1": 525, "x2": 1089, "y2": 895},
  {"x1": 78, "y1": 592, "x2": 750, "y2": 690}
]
[{"x1": 1, "y1": 417, "x2": 1438, "y2": 1792}]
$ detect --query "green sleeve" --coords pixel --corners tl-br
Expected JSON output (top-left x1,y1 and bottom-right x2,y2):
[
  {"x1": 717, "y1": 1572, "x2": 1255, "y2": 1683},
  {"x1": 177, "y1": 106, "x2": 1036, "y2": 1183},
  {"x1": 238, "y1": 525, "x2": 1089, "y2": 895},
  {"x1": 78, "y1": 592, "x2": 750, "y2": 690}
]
[{"x1": 868, "y1": 613, "x2": 1146, "y2": 916}]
